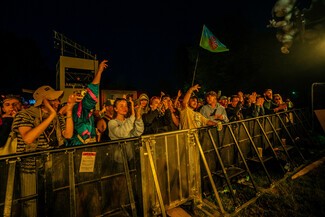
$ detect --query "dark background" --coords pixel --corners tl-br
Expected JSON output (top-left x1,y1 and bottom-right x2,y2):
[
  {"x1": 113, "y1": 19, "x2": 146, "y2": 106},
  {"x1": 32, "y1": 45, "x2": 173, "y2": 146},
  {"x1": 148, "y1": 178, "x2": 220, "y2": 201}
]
[{"x1": 1, "y1": 0, "x2": 324, "y2": 108}]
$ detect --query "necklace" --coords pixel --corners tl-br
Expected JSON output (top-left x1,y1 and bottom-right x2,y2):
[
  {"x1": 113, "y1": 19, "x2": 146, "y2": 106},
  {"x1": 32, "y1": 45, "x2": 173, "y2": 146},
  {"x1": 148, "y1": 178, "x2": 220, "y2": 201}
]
[
  {"x1": 44, "y1": 124, "x2": 55, "y2": 144},
  {"x1": 39, "y1": 108, "x2": 56, "y2": 144}
]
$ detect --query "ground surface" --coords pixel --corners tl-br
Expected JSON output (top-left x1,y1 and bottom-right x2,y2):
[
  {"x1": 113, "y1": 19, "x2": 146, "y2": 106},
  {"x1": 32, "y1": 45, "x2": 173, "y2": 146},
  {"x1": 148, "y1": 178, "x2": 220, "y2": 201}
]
[{"x1": 236, "y1": 156, "x2": 325, "y2": 217}]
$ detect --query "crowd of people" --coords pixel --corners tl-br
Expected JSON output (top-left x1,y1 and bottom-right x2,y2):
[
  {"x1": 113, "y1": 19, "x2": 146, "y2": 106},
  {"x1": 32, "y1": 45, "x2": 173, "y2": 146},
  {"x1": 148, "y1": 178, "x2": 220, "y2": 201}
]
[
  {"x1": 0, "y1": 59, "x2": 295, "y2": 153},
  {"x1": 0, "y1": 58, "x2": 296, "y2": 216}
]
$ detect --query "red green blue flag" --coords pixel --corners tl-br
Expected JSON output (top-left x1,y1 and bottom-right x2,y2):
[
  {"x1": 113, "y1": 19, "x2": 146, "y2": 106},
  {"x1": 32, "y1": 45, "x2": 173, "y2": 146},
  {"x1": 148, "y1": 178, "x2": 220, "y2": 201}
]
[{"x1": 199, "y1": 25, "x2": 229, "y2": 53}]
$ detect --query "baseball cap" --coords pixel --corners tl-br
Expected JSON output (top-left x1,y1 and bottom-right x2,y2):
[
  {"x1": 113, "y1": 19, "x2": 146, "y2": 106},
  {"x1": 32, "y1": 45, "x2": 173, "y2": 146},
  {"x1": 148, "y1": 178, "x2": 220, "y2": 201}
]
[
  {"x1": 104, "y1": 99, "x2": 114, "y2": 106},
  {"x1": 33, "y1": 85, "x2": 64, "y2": 107},
  {"x1": 219, "y1": 95, "x2": 227, "y2": 100}
]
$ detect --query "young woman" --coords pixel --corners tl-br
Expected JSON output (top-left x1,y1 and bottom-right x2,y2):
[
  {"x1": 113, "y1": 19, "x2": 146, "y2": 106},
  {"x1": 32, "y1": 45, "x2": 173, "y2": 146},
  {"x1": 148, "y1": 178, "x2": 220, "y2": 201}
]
[{"x1": 108, "y1": 97, "x2": 144, "y2": 140}]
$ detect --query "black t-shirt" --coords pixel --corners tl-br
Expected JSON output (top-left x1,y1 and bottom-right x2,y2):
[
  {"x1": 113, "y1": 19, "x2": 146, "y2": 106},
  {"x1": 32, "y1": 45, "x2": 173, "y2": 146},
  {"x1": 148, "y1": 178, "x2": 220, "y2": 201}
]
[{"x1": 0, "y1": 117, "x2": 14, "y2": 147}]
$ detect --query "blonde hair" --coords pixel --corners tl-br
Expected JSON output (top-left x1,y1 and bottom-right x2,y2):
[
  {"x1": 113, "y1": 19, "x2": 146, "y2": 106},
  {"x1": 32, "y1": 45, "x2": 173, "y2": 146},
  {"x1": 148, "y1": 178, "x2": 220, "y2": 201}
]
[{"x1": 273, "y1": 94, "x2": 283, "y2": 104}]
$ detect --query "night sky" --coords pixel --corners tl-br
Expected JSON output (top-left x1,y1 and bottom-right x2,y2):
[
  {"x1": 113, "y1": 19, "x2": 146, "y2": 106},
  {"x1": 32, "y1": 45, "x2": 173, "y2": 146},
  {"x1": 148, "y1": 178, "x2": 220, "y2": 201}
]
[{"x1": 1, "y1": 0, "x2": 324, "y2": 106}]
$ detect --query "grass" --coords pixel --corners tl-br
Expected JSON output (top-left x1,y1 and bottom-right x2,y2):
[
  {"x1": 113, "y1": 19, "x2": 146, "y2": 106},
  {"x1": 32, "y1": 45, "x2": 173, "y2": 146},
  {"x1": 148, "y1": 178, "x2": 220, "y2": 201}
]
[
  {"x1": 236, "y1": 158, "x2": 325, "y2": 217},
  {"x1": 201, "y1": 132, "x2": 325, "y2": 217}
]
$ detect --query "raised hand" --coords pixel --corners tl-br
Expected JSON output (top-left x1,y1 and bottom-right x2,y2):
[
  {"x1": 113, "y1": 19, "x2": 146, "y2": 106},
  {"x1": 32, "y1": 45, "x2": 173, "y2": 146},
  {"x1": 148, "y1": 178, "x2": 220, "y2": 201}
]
[
  {"x1": 92, "y1": 59, "x2": 108, "y2": 84},
  {"x1": 249, "y1": 93, "x2": 257, "y2": 104},
  {"x1": 162, "y1": 98, "x2": 169, "y2": 110},
  {"x1": 177, "y1": 90, "x2": 182, "y2": 98},
  {"x1": 256, "y1": 97, "x2": 264, "y2": 106},
  {"x1": 160, "y1": 91, "x2": 165, "y2": 97},
  {"x1": 192, "y1": 84, "x2": 201, "y2": 92},
  {"x1": 98, "y1": 59, "x2": 108, "y2": 72},
  {"x1": 43, "y1": 99, "x2": 57, "y2": 117},
  {"x1": 66, "y1": 94, "x2": 78, "y2": 111},
  {"x1": 238, "y1": 91, "x2": 244, "y2": 102}
]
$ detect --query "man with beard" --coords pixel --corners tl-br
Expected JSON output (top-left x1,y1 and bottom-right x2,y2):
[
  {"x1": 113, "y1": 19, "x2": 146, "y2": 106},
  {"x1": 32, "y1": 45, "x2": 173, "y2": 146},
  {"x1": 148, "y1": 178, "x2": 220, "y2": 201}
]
[
  {"x1": 180, "y1": 84, "x2": 218, "y2": 130},
  {"x1": 200, "y1": 90, "x2": 229, "y2": 126},
  {"x1": 263, "y1": 89, "x2": 287, "y2": 114}
]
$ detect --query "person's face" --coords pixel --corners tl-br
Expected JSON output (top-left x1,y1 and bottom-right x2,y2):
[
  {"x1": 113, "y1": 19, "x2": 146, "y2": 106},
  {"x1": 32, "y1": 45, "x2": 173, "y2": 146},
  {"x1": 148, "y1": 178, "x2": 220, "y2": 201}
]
[
  {"x1": 189, "y1": 98, "x2": 198, "y2": 109},
  {"x1": 265, "y1": 90, "x2": 273, "y2": 100},
  {"x1": 74, "y1": 89, "x2": 86, "y2": 101},
  {"x1": 106, "y1": 105, "x2": 114, "y2": 114},
  {"x1": 219, "y1": 99, "x2": 227, "y2": 106},
  {"x1": 274, "y1": 96, "x2": 281, "y2": 105},
  {"x1": 48, "y1": 99, "x2": 61, "y2": 111},
  {"x1": 206, "y1": 95, "x2": 216, "y2": 105},
  {"x1": 114, "y1": 100, "x2": 128, "y2": 116},
  {"x1": 162, "y1": 97, "x2": 171, "y2": 103},
  {"x1": 140, "y1": 99, "x2": 148, "y2": 108},
  {"x1": 175, "y1": 100, "x2": 181, "y2": 108},
  {"x1": 2, "y1": 99, "x2": 21, "y2": 116},
  {"x1": 150, "y1": 98, "x2": 160, "y2": 110},
  {"x1": 162, "y1": 97, "x2": 170, "y2": 108},
  {"x1": 231, "y1": 97, "x2": 239, "y2": 107}
]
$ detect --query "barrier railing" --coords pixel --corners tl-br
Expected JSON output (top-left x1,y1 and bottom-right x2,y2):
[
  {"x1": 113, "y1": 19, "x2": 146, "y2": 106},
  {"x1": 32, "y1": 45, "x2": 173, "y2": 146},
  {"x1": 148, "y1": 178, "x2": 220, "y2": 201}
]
[
  {"x1": 0, "y1": 109, "x2": 318, "y2": 216},
  {"x1": 0, "y1": 138, "x2": 143, "y2": 217},
  {"x1": 196, "y1": 110, "x2": 312, "y2": 214}
]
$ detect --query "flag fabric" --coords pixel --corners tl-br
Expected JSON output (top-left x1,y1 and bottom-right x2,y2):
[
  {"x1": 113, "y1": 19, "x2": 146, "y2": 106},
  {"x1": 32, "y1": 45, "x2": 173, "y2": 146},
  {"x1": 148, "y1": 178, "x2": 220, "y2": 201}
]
[{"x1": 199, "y1": 25, "x2": 229, "y2": 53}]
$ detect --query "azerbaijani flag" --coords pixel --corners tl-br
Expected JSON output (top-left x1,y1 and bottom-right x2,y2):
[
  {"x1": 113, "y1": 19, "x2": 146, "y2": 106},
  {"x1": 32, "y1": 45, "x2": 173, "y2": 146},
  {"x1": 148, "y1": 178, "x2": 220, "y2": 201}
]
[{"x1": 199, "y1": 25, "x2": 229, "y2": 53}]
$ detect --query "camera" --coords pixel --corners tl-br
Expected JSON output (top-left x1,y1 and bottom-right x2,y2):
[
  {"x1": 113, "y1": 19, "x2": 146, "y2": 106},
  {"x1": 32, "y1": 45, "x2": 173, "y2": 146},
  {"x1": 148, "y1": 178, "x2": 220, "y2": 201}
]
[{"x1": 74, "y1": 89, "x2": 86, "y2": 97}]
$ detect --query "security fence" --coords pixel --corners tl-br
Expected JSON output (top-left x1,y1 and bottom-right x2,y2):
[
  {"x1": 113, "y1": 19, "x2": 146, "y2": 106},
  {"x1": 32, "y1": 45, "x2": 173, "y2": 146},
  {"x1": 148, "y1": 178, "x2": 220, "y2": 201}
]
[{"x1": 0, "y1": 109, "x2": 318, "y2": 216}]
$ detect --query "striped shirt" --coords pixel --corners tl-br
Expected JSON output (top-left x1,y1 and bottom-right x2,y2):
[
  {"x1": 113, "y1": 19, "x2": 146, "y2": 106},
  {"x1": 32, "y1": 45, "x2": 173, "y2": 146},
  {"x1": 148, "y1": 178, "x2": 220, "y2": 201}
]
[{"x1": 12, "y1": 107, "x2": 66, "y2": 172}]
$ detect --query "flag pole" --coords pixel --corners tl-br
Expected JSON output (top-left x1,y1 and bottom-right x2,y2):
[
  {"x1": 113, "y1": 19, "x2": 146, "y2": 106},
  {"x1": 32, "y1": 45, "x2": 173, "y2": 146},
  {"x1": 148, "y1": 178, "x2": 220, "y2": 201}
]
[
  {"x1": 191, "y1": 52, "x2": 199, "y2": 86},
  {"x1": 191, "y1": 25, "x2": 205, "y2": 86}
]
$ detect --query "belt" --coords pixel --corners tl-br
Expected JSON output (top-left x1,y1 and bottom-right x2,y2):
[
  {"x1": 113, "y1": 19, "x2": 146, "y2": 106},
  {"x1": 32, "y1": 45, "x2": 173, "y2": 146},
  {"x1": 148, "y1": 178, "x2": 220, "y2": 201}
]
[{"x1": 77, "y1": 134, "x2": 97, "y2": 144}]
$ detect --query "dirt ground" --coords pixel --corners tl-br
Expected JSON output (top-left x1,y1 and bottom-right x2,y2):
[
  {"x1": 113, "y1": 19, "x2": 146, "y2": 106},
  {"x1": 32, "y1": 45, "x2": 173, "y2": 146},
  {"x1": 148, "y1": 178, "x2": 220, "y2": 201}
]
[{"x1": 236, "y1": 157, "x2": 325, "y2": 217}]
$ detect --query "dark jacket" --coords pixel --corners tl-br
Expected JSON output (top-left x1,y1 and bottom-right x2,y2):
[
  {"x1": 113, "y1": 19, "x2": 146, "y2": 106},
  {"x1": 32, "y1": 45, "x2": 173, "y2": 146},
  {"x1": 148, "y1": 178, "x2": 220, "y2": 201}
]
[
  {"x1": 0, "y1": 117, "x2": 14, "y2": 147},
  {"x1": 142, "y1": 109, "x2": 172, "y2": 135}
]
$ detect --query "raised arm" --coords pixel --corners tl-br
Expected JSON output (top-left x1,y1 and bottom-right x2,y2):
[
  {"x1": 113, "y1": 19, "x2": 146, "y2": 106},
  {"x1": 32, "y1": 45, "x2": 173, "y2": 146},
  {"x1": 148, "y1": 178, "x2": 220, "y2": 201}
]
[
  {"x1": 181, "y1": 84, "x2": 200, "y2": 109},
  {"x1": 92, "y1": 59, "x2": 108, "y2": 85},
  {"x1": 174, "y1": 89, "x2": 182, "y2": 108},
  {"x1": 61, "y1": 94, "x2": 78, "y2": 139},
  {"x1": 18, "y1": 99, "x2": 57, "y2": 145}
]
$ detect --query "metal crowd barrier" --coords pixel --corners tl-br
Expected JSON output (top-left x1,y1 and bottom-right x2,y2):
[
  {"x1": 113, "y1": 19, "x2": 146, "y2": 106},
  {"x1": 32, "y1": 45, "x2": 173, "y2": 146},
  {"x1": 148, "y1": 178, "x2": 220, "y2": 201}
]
[{"x1": 0, "y1": 109, "x2": 316, "y2": 216}]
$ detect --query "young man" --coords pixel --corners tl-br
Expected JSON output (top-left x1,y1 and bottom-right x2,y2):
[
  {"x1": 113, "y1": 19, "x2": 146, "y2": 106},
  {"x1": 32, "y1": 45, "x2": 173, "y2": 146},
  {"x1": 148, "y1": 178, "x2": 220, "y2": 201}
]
[
  {"x1": 11, "y1": 85, "x2": 77, "y2": 216},
  {"x1": 179, "y1": 84, "x2": 218, "y2": 130},
  {"x1": 13, "y1": 86, "x2": 76, "y2": 152},
  {"x1": 200, "y1": 90, "x2": 229, "y2": 124},
  {"x1": 0, "y1": 95, "x2": 22, "y2": 148},
  {"x1": 226, "y1": 95, "x2": 244, "y2": 122},
  {"x1": 263, "y1": 89, "x2": 287, "y2": 114},
  {"x1": 142, "y1": 95, "x2": 173, "y2": 134}
]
